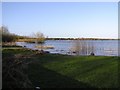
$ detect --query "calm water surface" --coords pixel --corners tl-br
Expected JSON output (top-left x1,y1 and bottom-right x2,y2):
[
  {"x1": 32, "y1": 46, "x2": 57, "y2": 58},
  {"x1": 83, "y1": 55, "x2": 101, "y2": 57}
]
[{"x1": 16, "y1": 40, "x2": 118, "y2": 56}]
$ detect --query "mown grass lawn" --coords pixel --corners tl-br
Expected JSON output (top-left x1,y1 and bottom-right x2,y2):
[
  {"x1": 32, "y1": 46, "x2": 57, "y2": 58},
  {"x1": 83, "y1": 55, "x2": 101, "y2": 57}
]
[{"x1": 2, "y1": 47, "x2": 119, "y2": 88}]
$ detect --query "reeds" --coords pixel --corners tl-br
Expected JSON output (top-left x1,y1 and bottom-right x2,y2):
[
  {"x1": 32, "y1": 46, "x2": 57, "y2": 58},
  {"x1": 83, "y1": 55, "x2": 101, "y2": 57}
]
[{"x1": 70, "y1": 40, "x2": 95, "y2": 56}]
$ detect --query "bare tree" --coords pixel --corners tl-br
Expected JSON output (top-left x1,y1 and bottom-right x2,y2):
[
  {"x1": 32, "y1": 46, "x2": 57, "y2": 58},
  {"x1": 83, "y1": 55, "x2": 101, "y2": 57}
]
[
  {"x1": 0, "y1": 26, "x2": 9, "y2": 34},
  {"x1": 33, "y1": 32, "x2": 45, "y2": 43},
  {"x1": 32, "y1": 32, "x2": 45, "y2": 50}
]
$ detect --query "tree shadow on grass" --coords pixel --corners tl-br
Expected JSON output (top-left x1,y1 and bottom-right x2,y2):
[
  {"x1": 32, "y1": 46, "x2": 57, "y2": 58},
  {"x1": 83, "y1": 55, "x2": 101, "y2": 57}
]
[{"x1": 27, "y1": 64, "x2": 96, "y2": 88}]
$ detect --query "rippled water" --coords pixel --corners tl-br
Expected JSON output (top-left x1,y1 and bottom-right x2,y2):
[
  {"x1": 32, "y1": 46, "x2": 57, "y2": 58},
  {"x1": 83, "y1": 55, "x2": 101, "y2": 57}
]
[{"x1": 16, "y1": 40, "x2": 118, "y2": 56}]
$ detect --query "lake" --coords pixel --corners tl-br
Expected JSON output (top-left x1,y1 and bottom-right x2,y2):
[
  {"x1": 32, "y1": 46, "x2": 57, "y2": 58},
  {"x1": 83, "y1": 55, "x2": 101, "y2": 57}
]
[{"x1": 16, "y1": 40, "x2": 118, "y2": 56}]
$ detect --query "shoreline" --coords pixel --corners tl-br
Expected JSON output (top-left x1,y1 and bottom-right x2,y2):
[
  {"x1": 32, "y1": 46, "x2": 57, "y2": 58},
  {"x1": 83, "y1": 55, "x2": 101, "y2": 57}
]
[{"x1": 2, "y1": 44, "x2": 119, "y2": 57}]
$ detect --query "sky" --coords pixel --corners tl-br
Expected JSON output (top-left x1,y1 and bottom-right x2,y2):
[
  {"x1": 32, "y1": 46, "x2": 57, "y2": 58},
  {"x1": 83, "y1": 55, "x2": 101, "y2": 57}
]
[{"x1": 2, "y1": 2, "x2": 118, "y2": 39}]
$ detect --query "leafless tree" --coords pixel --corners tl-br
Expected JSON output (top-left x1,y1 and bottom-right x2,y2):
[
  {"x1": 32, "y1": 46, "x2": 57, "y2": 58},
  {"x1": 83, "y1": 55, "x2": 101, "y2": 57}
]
[{"x1": 32, "y1": 32, "x2": 45, "y2": 50}]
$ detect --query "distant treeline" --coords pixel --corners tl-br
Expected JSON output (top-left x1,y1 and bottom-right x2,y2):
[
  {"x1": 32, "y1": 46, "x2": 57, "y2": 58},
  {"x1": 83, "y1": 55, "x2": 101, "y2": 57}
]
[
  {"x1": 17, "y1": 37, "x2": 118, "y2": 43},
  {"x1": 46, "y1": 38, "x2": 118, "y2": 40}
]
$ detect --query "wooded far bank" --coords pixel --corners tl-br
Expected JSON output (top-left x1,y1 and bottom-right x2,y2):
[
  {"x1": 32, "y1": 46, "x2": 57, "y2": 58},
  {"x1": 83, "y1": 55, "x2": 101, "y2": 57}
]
[{"x1": 18, "y1": 37, "x2": 118, "y2": 42}]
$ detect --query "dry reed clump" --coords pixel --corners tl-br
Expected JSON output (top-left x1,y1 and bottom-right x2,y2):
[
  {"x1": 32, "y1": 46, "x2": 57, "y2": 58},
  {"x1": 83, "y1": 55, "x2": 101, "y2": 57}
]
[
  {"x1": 2, "y1": 54, "x2": 34, "y2": 88},
  {"x1": 70, "y1": 40, "x2": 95, "y2": 56}
]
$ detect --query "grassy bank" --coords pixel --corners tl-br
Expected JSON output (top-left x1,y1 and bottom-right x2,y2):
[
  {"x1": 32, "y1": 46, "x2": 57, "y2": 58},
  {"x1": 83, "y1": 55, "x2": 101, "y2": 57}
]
[{"x1": 2, "y1": 47, "x2": 119, "y2": 88}]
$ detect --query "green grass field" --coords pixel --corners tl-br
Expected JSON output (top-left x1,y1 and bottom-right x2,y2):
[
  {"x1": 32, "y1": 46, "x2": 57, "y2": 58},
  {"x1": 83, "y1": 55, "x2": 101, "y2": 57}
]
[{"x1": 2, "y1": 47, "x2": 119, "y2": 88}]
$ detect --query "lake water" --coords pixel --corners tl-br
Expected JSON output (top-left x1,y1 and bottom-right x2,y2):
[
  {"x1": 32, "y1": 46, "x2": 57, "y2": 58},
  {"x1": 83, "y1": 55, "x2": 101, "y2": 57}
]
[{"x1": 16, "y1": 40, "x2": 118, "y2": 56}]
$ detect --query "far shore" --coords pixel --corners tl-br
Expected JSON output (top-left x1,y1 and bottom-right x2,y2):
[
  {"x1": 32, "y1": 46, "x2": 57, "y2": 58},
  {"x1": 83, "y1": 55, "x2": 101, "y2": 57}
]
[{"x1": 17, "y1": 38, "x2": 119, "y2": 42}]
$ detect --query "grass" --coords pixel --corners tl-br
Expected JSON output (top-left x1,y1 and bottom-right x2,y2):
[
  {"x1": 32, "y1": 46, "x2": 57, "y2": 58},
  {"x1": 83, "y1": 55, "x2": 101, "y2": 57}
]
[{"x1": 2, "y1": 47, "x2": 119, "y2": 88}]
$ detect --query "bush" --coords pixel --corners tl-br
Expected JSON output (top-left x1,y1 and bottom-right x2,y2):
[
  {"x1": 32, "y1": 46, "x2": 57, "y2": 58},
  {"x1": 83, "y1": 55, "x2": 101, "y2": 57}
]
[
  {"x1": 2, "y1": 34, "x2": 17, "y2": 42},
  {"x1": 0, "y1": 26, "x2": 18, "y2": 42}
]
